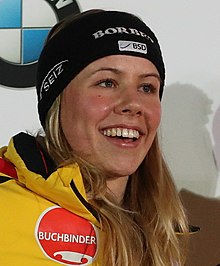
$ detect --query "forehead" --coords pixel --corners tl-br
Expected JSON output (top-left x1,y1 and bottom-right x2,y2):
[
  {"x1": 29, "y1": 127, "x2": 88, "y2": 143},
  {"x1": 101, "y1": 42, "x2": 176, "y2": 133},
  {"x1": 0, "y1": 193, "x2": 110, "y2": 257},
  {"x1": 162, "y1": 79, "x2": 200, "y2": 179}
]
[{"x1": 80, "y1": 55, "x2": 160, "y2": 76}]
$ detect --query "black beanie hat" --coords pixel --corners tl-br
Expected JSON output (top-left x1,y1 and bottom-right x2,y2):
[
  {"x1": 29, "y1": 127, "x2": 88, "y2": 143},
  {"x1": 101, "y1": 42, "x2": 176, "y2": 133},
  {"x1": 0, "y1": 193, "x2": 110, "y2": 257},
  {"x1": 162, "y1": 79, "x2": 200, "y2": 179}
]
[{"x1": 36, "y1": 9, "x2": 165, "y2": 127}]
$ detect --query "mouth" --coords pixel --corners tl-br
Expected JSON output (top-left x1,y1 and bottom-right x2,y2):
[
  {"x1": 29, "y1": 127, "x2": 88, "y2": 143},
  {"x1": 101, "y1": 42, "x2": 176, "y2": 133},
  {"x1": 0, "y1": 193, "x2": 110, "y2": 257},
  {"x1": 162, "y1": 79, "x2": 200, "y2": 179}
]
[{"x1": 102, "y1": 127, "x2": 140, "y2": 142}]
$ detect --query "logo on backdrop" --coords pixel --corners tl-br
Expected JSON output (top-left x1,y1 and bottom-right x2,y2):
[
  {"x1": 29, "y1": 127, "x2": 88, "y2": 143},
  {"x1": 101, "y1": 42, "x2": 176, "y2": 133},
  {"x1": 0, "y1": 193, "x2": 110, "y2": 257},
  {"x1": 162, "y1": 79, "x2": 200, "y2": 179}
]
[
  {"x1": 35, "y1": 206, "x2": 98, "y2": 265},
  {"x1": 0, "y1": 0, "x2": 80, "y2": 88}
]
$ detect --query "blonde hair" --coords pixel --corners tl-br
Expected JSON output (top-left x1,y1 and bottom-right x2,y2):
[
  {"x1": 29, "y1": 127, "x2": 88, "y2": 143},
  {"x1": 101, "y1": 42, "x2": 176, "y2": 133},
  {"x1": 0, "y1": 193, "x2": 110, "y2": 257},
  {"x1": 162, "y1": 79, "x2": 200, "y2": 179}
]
[
  {"x1": 36, "y1": 95, "x2": 188, "y2": 266},
  {"x1": 37, "y1": 10, "x2": 189, "y2": 265}
]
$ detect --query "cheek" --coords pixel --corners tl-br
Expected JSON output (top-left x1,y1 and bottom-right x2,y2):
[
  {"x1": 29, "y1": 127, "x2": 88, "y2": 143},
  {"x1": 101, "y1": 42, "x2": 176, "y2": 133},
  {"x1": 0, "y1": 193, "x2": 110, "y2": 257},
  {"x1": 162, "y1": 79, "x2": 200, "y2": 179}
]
[
  {"x1": 155, "y1": 107, "x2": 162, "y2": 127},
  {"x1": 83, "y1": 94, "x2": 113, "y2": 118},
  {"x1": 147, "y1": 102, "x2": 161, "y2": 130},
  {"x1": 61, "y1": 94, "x2": 112, "y2": 132}
]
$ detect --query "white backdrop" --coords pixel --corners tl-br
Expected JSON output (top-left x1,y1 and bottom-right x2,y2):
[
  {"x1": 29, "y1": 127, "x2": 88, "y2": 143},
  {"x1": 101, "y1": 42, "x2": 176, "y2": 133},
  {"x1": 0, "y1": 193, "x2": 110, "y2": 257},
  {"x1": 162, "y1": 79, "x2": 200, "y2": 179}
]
[{"x1": 1, "y1": 0, "x2": 220, "y2": 197}]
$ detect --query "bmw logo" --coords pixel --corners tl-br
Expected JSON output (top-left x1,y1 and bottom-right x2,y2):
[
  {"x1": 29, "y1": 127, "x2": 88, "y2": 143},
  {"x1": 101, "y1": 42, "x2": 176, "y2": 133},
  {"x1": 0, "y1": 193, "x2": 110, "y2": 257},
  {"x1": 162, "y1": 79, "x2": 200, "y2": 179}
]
[{"x1": 0, "y1": 0, "x2": 80, "y2": 88}]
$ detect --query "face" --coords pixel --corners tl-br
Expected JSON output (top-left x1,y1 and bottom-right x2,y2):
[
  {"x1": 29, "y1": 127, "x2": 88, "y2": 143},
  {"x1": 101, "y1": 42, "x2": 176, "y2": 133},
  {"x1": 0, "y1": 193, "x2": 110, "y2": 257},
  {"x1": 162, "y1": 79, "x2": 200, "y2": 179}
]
[{"x1": 60, "y1": 55, "x2": 161, "y2": 178}]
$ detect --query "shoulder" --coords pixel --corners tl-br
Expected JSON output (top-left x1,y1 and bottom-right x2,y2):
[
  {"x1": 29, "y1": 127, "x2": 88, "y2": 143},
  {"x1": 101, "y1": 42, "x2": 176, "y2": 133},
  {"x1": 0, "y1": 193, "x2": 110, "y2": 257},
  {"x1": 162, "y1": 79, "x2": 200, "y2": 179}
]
[{"x1": 0, "y1": 157, "x2": 17, "y2": 182}]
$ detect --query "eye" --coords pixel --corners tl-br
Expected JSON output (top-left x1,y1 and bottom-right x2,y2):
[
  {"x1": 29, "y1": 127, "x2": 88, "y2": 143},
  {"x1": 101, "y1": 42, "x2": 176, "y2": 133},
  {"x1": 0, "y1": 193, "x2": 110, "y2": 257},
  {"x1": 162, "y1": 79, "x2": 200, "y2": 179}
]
[
  {"x1": 97, "y1": 79, "x2": 115, "y2": 88},
  {"x1": 140, "y1": 83, "x2": 156, "y2": 94}
]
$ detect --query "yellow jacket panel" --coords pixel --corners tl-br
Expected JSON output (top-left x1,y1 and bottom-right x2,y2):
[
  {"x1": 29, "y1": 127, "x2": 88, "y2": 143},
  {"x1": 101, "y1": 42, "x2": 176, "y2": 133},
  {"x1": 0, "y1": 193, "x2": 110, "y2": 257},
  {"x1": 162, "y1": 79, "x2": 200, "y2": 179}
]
[{"x1": 0, "y1": 133, "x2": 101, "y2": 266}]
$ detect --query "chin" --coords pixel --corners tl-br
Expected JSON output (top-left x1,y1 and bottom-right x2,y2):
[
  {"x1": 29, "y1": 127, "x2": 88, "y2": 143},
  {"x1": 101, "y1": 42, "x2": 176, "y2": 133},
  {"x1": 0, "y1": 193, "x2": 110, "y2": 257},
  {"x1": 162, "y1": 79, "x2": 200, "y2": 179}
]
[{"x1": 106, "y1": 164, "x2": 140, "y2": 178}]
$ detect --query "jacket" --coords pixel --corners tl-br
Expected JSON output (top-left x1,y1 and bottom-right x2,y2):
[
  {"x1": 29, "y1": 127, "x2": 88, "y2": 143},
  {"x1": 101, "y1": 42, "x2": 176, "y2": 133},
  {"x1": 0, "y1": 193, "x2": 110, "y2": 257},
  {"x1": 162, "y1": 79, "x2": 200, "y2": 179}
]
[{"x1": 0, "y1": 132, "x2": 101, "y2": 266}]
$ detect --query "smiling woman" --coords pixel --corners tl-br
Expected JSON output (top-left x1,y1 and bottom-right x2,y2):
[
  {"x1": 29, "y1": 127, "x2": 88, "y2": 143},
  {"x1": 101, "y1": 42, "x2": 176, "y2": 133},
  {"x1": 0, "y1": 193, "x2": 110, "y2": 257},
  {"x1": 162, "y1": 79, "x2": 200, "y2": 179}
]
[
  {"x1": 60, "y1": 56, "x2": 161, "y2": 181},
  {"x1": 0, "y1": 9, "x2": 190, "y2": 266}
]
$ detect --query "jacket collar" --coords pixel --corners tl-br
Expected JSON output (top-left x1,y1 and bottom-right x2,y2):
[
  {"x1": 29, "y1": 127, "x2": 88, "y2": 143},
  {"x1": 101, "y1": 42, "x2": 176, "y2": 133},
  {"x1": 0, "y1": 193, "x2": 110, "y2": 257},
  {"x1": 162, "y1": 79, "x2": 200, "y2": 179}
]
[{"x1": 2, "y1": 132, "x2": 100, "y2": 228}]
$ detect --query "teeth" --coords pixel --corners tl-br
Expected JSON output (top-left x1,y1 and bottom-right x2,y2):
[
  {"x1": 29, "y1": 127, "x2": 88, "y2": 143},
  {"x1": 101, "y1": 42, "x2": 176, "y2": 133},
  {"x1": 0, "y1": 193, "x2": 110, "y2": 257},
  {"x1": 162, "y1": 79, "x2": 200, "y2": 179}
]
[
  {"x1": 111, "y1": 128, "x2": 117, "y2": 137},
  {"x1": 116, "y1": 128, "x2": 121, "y2": 136},
  {"x1": 107, "y1": 129, "x2": 111, "y2": 136},
  {"x1": 122, "y1": 128, "x2": 128, "y2": 138},
  {"x1": 134, "y1": 130, "x2": 140, "y2": 139},
  {"x1": 128, "y1": 129, "x2": 134, "y2": 138},
  {"x1": 103, "y1": 128, "x2": 140, "y2": 139}
]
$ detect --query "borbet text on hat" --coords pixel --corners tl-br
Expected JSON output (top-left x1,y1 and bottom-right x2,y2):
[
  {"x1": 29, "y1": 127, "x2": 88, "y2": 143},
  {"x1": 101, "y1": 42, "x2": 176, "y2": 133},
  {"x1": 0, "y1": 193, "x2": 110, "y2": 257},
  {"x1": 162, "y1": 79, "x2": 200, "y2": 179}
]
[{"x1": 36, "y1": 9, "x2": 165, "y2": 127}]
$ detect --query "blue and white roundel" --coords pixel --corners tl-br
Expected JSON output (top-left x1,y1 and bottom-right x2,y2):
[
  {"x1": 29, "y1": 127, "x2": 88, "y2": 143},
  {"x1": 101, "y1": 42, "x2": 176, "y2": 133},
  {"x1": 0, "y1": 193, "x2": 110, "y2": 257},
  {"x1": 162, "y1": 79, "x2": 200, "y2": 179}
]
[
  {"x1": 0, "y1": 0, "x2": 80, "y2": 88},
  {"x1": 0, "y1": 0, "x2": 57, "y2": 65}
]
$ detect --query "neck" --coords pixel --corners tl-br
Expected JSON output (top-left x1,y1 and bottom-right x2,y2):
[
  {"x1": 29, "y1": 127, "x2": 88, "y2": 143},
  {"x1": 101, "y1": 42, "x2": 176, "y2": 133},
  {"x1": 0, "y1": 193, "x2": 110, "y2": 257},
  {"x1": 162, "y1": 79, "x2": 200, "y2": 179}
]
[{"x1": 106, "y1": 176, "x2": 129, "y2": 203}]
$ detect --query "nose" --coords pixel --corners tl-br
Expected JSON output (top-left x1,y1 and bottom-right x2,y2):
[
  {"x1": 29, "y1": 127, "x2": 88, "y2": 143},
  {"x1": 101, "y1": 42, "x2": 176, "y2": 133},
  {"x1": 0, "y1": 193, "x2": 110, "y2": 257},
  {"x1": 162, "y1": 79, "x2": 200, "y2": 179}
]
[{"x1": 114, "y1": 89, "x2": 143, "y2": 116}]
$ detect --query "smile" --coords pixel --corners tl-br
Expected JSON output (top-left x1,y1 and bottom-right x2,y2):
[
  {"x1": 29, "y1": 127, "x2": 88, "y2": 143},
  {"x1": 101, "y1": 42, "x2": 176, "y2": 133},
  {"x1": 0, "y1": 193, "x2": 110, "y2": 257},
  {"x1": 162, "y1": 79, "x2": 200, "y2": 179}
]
[{"x1": 103, "y1": 128, "x2": 140, "y2": 139}]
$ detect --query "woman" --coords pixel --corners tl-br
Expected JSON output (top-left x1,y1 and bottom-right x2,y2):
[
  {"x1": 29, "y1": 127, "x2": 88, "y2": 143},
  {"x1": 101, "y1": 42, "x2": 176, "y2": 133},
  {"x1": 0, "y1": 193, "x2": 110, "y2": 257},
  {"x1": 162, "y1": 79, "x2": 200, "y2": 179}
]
[{"x1": 0, "y1": 9, "x2": 189, "y2": 265}]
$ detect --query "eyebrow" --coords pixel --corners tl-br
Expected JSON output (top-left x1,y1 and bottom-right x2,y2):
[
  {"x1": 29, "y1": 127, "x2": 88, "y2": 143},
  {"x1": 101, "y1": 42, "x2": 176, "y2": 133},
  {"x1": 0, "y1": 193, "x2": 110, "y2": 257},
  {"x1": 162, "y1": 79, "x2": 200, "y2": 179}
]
[
  {"x1": 91, "y1": 67, "x2": 161, "y2": 82},
  {"x1": 91, "y1": 67, "x2": 121, "y2": 75}
]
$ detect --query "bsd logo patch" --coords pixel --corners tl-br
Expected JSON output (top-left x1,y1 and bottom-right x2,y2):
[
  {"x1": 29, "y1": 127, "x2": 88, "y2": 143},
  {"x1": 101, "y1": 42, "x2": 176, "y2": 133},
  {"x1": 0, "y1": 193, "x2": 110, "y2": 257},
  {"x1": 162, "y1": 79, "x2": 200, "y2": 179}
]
[
  {"x1": 35, "y1": 206, "x2": 99, "y2": 265},
  {"x1": 118, "y1": 40, "x2": 147, "y2": 55},
  {"x1": 0, "y1": 0, "x2": 80, "y2": 88}
]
